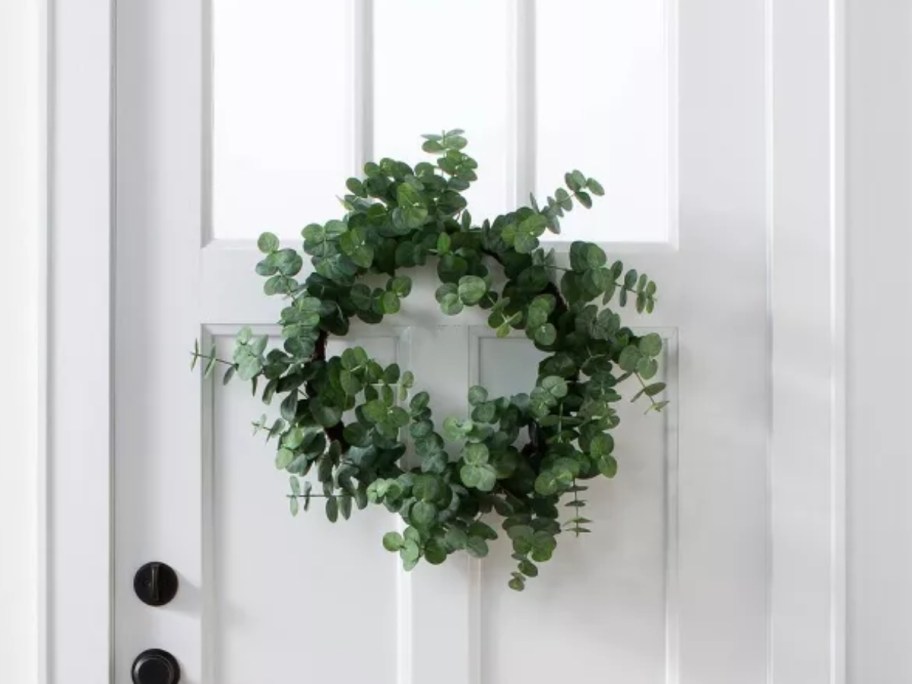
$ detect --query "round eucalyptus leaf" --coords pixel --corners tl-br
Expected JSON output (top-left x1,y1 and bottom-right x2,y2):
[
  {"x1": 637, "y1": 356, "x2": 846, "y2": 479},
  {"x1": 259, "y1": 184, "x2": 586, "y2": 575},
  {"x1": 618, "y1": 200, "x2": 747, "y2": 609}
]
[
  {"x1": 383, "y1": 531, "x2": 404, "y2": 552},
  {"x1": 457, "y1": 275, "x2": 487, "y2": 305},
  {"x1": 257, "y1": 232, "x2": 280, "y2": 254},
  {"x1": 411, "y1": 501, "x2": 437, "y2": 527},
  {"x1": 468, "y1": 385, "x2": 488, "y2": 405},
  {"x1": 465, "y1": 536, "x2": 489, "y2": 558}
]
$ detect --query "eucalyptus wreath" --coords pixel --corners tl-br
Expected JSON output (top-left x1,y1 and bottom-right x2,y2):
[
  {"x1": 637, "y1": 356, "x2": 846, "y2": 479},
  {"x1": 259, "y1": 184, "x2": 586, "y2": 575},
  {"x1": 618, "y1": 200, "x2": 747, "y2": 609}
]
[{"x1": 192, "y1": 130, "x2": 666, "y2": 590}]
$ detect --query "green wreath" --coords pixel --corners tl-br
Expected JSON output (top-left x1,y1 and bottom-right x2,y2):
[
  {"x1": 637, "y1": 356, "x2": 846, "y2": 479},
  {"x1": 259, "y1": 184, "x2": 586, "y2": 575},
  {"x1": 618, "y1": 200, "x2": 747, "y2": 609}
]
[{"x1": 192, "y1": 130, "x2": 667, "y2": 590}]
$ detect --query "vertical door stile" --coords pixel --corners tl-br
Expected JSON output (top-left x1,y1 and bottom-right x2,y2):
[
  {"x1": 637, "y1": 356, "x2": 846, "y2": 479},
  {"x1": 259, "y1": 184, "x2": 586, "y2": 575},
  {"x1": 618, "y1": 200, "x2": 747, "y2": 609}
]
[
  {"x1": 201, "y1": 0, "x2": 214, "y2": 246},
  {"x1": 511, "y1": 0, "x2": 536, "y2": 209},
  {"x1": 395, "y1": 328, "x2": 415, "y2": 684},
  {"x1": 351, "y1": 0, "x2": 373, "y2": 175},
  {"x1": 114, "y1": 1, "x2": 206, "y2": 679},
  {"x1": 200, "y1": 324, "x2": 216, "y2": 684},
  {"x1": 200, "y1": 5, "x2": 216, "y2": 682},
  {"x1": 406, "y1": 326, "x2": 478, "y2": 684}
]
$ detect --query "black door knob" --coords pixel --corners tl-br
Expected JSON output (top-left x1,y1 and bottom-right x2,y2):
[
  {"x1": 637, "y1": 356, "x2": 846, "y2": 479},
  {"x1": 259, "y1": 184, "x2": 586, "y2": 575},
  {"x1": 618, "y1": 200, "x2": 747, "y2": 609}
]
[
  {"x1": 131, "y1": 648, "x2": 180, "y2": 684},
  {"x1": 134, "y1": 562, "x2": 179, "y2": 606}
]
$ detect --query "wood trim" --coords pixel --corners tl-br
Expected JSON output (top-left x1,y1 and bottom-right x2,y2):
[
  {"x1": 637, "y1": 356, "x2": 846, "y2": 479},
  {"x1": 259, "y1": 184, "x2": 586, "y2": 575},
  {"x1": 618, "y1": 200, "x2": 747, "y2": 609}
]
[
  {"x1": 768, "y1": 0, "x2": 846, "y2": 681},
  {"x1": 0, "y1": 2, "x2": 47, "y2": 683},
  {"x1": 351, "y1": 0, "x2": 373, "y2": 174},
  {"x1": 45, "y1": 0, "x2": 114, "y2": 681},
  {"x1": 844, "y1": 1, "x2": 912, "y2": 680},
  {"x1": 509, "y1": 0, "x2": 536, "y2": 211}
]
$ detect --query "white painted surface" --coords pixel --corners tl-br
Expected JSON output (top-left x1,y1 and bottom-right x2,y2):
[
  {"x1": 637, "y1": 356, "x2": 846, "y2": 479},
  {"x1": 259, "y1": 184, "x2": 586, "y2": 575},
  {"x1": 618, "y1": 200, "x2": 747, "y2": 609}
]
[
  {"x1": 212, "y1": 0, "x2": 351, "y2": 239},
  {"x1": 46, "y1": 1, "x2": 114, "y2": 683},
  {"x1": 374, "y1": 0, "x2": 511, "y2": 222},
  {"x1": 845, "y1": 1, "x2": 912, "y2": 683},
  {"x1": 474, "y1": 328, "x2": 674, "y2": 684},
  {"x1": 211, "y1": 0, "x2": 673, "y2": 243},
  {"x1": 0, "y1": 2, "x2": 43, "y2": 684},
  {"x1": 113, "y1": 1, "x2": 768, "y2": 682},
  {"x1": 535, "y1": 0, "x2": 673, "y2": 243},
  {"x1": 49, "y1": 1, "x2": 912, "y2": 682},
  {"x1": 769, "y1": 1, "x2": 846, "y2": 682}
]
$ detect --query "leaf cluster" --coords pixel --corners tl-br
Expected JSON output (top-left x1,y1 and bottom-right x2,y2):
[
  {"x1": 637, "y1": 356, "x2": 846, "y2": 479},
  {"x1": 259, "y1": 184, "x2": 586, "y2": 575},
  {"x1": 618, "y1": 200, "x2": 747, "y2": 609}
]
[{"x1": 191, "y1": 130, "x2": 667, "y2": 590}]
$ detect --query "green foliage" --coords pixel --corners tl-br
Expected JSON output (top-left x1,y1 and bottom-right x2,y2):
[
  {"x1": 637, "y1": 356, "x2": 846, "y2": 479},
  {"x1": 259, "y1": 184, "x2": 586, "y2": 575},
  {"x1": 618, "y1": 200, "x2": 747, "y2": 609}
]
[{"x1": 190, "y1": 131, "x2": 667, "y2": 591}]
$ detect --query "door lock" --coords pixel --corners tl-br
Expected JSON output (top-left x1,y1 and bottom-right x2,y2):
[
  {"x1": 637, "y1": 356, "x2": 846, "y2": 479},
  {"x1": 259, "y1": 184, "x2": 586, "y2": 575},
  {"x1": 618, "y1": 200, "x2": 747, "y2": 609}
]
[
  {"x1": 131, "y1": 648, "x2": 180, "y2": 684},
  {"x1": 133, "y1": 561, "x2": 179, "y2": 606}
]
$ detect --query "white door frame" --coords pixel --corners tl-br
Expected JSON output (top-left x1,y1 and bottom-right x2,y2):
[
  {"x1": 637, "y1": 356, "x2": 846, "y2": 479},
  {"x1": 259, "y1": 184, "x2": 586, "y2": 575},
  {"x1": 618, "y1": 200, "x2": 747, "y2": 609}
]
[
  {"x1": 42, "y1": 1, "x2": 846, "y2": 682},
  {"x1": 45, "y1": 0, "x2": 114, "y2": 683}
]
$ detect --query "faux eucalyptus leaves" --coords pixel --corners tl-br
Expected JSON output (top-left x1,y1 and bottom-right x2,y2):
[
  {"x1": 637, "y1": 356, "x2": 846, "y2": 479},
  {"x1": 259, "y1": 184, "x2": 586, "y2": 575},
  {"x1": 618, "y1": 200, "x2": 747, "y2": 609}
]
[{"x1": 192, "y1": 131, "x2": 666, "y2": 590}]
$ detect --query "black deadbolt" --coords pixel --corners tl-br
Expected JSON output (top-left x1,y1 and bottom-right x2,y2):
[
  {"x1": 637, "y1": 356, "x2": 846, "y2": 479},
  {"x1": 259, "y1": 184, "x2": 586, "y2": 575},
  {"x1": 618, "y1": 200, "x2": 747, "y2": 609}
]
[
  {"x1": 133, "y1": 562, "x2": 179, "y2": 606},
  {"x1": 131, "y1": 648, "x2": 180, "y2": 684}
]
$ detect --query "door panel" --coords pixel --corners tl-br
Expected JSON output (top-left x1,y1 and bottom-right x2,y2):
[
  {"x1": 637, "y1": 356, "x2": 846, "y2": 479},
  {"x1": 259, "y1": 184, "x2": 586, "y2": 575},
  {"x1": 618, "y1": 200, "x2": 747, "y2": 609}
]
[
  {"x1": 374, "y1": 0, "x2": 511, "y2": 222},
  {"x1": 207, "y1": 333, "x2": 402, "y2": 684},
  {"x1": 535, "y1": 0, "x2": 673, "y2": 243},
  {"x1": 211, "y1": 0, "x2": 351, "y2": 239},
  {"x1": 115, "y1": 1, "x2": 768, "y2": 683},
  {"x1": 476, "y1": 329, "x2": 674, "y2": 684}
]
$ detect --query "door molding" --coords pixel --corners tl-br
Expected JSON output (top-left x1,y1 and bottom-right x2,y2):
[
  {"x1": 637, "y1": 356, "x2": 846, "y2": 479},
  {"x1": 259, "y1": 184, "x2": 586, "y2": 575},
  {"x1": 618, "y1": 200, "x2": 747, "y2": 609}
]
[
  {"x1": 768, "y1": 1, "x2": 846, "y2": 682},
  {"x1": 44, "y1": 0, "x2": 114, "y2": 682},
  {"x1": 43, "y1": 1, "x2": 846, "y2": 682}
]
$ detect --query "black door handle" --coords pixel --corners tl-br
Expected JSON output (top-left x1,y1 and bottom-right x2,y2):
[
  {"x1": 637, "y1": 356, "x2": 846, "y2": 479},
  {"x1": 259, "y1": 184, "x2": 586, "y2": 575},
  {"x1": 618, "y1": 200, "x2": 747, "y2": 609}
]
[
  {"x1": 131, "y1": 649, "x2": 180, "y2": 684},
  {"x1": 134, "y1": 562, "x2": 179, "y2": 606}
]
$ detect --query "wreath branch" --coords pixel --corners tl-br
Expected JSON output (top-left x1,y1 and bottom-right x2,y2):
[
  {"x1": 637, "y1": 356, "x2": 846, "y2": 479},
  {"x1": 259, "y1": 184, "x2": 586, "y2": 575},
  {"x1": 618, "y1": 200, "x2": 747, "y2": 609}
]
[{"x1": 192, "y1": 131, "x2": 667, "y2": 591}]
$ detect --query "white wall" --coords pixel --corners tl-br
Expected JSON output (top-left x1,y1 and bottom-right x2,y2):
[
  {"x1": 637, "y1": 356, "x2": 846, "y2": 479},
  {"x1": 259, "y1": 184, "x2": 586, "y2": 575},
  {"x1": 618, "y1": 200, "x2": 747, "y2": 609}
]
[
  {"x1": 0, "y1": 1, "x2": 42, "y2": 684},
  {"x1": 846, "y1": 1, "x2": 912, "y2": 682}
]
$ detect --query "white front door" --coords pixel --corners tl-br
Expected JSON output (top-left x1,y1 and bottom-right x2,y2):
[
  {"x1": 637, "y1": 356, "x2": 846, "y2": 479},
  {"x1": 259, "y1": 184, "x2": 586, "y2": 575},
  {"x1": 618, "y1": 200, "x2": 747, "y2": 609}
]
[{"x1": 113, "y1": 2, "x2": 768, "y2": 683}]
